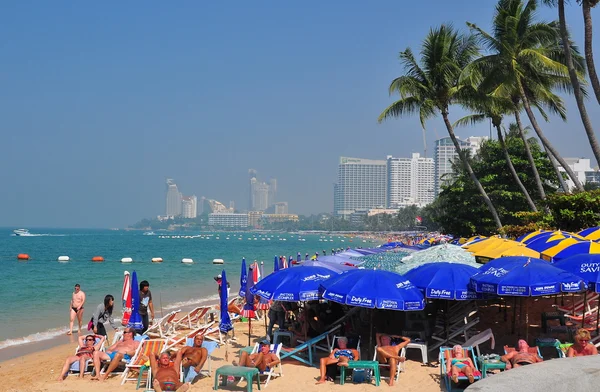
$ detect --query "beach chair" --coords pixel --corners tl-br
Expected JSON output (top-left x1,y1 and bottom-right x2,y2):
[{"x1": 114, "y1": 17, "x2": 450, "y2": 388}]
[
  {"x1": 503, "y1": 344, "x2": 543, "y2": 359},
  {"x1": 429, "y1": 317, "x2": 480, "y2": 354},
  {"x1": 330, "y1": 335, "x2": 361, "y2": 358},
  {"x1": 463, "y1": 328, "x2": 495, "y2": 358},
  {"x1": 555, "y1": 292, "x2": 599, "y2": 315},
  {"x1": 66, "y1": 336, "x2": 105, "y2": 377},
  {"x1": 248, "y1": 342, "x2": 283, "y2": 387},
  {"x1": 172, "y1": 306, "x2": 211, "y2": 330},
  {"x1": 439, "y1": 346, "x2": 481, "y2": 392},
  {"x1": 144, "y1": 310, "x2": 181, "y2": 339},
  {"x1": 279, "y1": 324, "x2": 341, "y2": 367},
  {"x1": 98, "y1": 334, "x2": 148, "y2": 378},
  {"x1": 179, "y1": 337, "x2": 220, "y2": 381},
  {"x1": 120, "y1": 339, "x2": 166, "y2": 385},
  {"x1": 165, "y1": 322, "x2": 215, "y2": 351},
  {"x1": 373, "y1": 345, "x2": 405, "y2": 382}
]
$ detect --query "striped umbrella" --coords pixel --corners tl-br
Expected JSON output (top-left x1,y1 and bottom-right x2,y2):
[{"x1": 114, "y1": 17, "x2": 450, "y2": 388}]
[
  {"x1": 542, "y1": 241, "x2": 600, "y2": 261},
  {"x1": 242, "y1": 266, "x2": 256, "y2": 346},
  {"x1": 121, "y1": 271, "x2": 131, "y2": 326},
  {"x1": 580, "y1": 227, "x2": 600, "y2": 241}
]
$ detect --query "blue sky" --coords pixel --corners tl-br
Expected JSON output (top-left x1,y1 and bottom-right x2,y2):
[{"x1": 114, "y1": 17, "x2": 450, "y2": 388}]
[{"x1": 1, "y1": 1, "x2": 599, "y2": 228}]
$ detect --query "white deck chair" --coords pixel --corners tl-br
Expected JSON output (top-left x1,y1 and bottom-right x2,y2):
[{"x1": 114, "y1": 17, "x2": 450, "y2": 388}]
[
  {"x1": 373, "y1": 345, "x2": 405, "y2": 382},
  {"x1": 172, "y1": 306, "x2": 211, "y2": 330},
  {"x1": 249, "y1": 342, "x2": 283, "y2": 387},
  {"x1": 165, "y1": 322, "x2": 215, "y2": 351},
  {"x1": 329, "y1": 335, "x2": 361, "y2": 358},
  {"x1": 463, "y1": 328, "x2": 495, "y2": 358},
  {"x1": 556, "y1": 292, "x2": 599, "y2": 314},
  {"x1": 179, "y1": 338, "x2": 220, "y2": 382},
  {"x1": 144, "y1": 310, "x2": 181, "y2": 338}
]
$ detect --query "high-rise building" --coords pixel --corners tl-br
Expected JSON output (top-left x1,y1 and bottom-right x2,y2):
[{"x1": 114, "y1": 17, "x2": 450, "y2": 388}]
[
  {"x1": 387, "y1": 153, "x2": 434, "y2": 208},
  {"x1": 165, "y1": 179, "x2": 182, "y2": 217},
  {"x1": 248, "y1": 169, "x2": 258, "y2": 211},
  {"x1": 333, "y1": 157, "x2": 387, "y2": 218},
  {"x1": 268, "y1": 178, "x2": 277, "y2": 207},
  {"x1": 181, "y1": 195, "x2": 197, "y2": 218},
  {"x1": 274, "y1": 202, "x2": 288, "y2": 214},
  {"x1": 433, "y1": 136, "x2": 488, "y2": 196},
  {"x1": 248, "y1": 169, "x2": 277, "y2": 211}
]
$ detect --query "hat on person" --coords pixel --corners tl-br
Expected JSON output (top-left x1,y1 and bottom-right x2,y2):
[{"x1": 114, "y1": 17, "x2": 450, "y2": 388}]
[{"x1": 214, "y1": 274, "x2": 222, "y2": 281}]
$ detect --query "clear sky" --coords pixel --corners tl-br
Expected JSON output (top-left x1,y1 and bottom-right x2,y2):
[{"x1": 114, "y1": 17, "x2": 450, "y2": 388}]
[{"x1": 1, "y1": 1, "x2": 599, "y2": 228}]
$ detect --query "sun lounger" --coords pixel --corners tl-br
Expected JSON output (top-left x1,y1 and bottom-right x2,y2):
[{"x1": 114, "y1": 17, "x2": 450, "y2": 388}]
[
  {"x1": 165, "y1": 322, "x2": 215, "y2": 351},
  {"x1": 120, "y1": 339, "x2": 166, "y2": 385},
  {"x1": 439, "y1": 346, "x2": 481, "y2": 392},
  {"x1": 180, "y1": 338, "x2": 220, "y2": 381},
  {"x1": 144, "y1": 310, "x2": 181, "y2": 339},
  {"x1": 66, "y1": 336, "x2": 105, "y2": 377},
  {"x1": 429, "y1": 317, "x2": 480, "y2": 353},
  {"x1": 248, "y1": 343, "x2": 283, "y2": 387},
  {"x1": 172, "y1": 306, "x2": 211, "y2": 330},
  {"x1": 463, "y1": 328, "x2": 495, "y2": 358},
  {"x1": 373, "y1": 345, "x2": 405, "y2": 382},
  {"x1": 280, "y1": 324, "x2": 342, "y2": 367},
  {"x1": 555, "y1": 292, "x2": 599, "y2": 315}
]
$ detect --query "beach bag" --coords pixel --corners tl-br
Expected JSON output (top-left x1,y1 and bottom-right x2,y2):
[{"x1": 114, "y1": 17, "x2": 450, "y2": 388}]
[
  {"x1": 351, "y1": 369, "x2": 371, "y2": 383},
  {"x1": 87, "y1": 318, "x2": 93, "y2": 331}
]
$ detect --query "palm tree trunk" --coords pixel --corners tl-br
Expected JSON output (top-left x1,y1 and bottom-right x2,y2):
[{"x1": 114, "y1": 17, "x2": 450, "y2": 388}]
[
  {"x1": 441, "y1": 111, "x2": 503, "y2": 230},
  {"x1": 496, "y1": 124, "x2": 538, "y2": 211},
  {"x1": 517, "y1": 78, "x2": 584, "y2": 191},
  {"x1": 544, "y1": 144, "x2": 570, "y2": 192},
  {"x1": 558, "y1": 0, "x2": 600, "y2": 166},
  {"x1": 583, "y1": 0, "x2": 600, "y2": 104},
  {"x1": 514, "y1": 110, "x2": 546, "y2": 200}
]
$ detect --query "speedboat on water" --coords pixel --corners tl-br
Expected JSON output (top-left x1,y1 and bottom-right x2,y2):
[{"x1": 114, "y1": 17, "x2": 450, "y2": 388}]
[
  {"x1": 13, "y1": 229, "x2": 31, "y2": 236},
  {"x1": 143, "y1": 231, "x2": 156, "y2": 236}
]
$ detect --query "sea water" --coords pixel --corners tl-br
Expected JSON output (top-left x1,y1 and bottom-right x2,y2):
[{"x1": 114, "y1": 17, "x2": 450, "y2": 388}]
[{"x1": 0, "y1": 228, "x2": 372, "y2": 351}]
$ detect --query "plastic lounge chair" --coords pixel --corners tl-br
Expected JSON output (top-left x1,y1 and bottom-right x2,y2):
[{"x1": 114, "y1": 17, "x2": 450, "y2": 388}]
[
  {"x1": 120, "y1": 339, "x2": 166, "y2": 385},
  {"x1": 429, "y1": 317, "x2": 480, "y2": 353},
  {"x1": 249, "y1": 342, "x2": 283, "y2": 387},
  {"x1": 66, "y1": 336, "x2": 105, "y2": 377},
  {"x1": 329, "y1": 335, "x2": 361, "y2": 358},
  {"x1": 439, "y1": 346, "x2": 481, "y2": 392},
  {"x1": 463, "y1": 328, "x2": 495, "y2": 358},
  {"x1": 172, "y1": 306, "x2": 211, "y2": 330},
  {"x1": 373, "y1": 345, "x2": 405, "y2": 382},
  {"x1": 178, "y1": 337, "x2": 220, "y2": 382},
  {"x1": 98, "y1": 334, "x2": 148, "y2": 377},
  {"x1": 165, "y1": 322, "x2": 215, "y2": 351},
  {"x1": 280, "y1": 324, "x2": 342, "y2": 367},
  {"x1": 145, "y1": 310, "x2": 181, "y2": 338},
  {"x1": 556, "y1": 292, "x2": 599, "y2": 315}
]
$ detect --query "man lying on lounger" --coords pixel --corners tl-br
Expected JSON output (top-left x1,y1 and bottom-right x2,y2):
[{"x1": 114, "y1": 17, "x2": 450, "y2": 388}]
[
  {"x1": 150, "y1": 351, "x2": 190, "y2": 392},
  {"x1": 234, "y1": 342, "x2": 280, "y2": 372},
  {"x1": 91, "y1": 327, "x2": 140, "y2": 381},
  {"x1": 500, "y1": 339, "x2": 543, "y2": 369},
  {"x1": 176, "y1": 333, "x2": 209, "y2": 383}
]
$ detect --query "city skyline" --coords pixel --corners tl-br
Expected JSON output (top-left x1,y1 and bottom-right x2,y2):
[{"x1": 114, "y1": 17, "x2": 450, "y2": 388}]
[{"x1": 2, "y1": 2, "x2": 599, "y2": 228}]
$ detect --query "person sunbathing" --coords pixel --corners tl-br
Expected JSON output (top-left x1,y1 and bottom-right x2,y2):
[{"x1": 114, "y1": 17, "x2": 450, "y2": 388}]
[
  {"x1": 375, "y1": 333, "x2": 410, "y2": 386},
  {"x1": 234, "y1": 342, "x2": 280, "y2": 372},
  {"x1": 501, "y1": 339, "x2": 543, "y2": 369},
  {"x1": 176, "y1": 334, "x2": 209, "y2": 383},
  {"x1": 567, "y1": 328, "x2": 598, "y2": 357},
  {"x1": 57, "y1": 334, "x2": 105, "y2": 381},
  {"x1": 91, "y1": 327, "x2": 140, "y2": 381},
  {"x1": 447, "y1": 345, "x2": 476, "y2": 384},
  {"x1": 315, "y1": 336, "x2": 359, "y2": 384},
  {"x1": 150, "y1": 351, "x2": 190, "y2": 392}
]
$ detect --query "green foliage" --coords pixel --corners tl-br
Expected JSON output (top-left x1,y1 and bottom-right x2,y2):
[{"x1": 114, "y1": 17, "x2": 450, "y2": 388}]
[
  {"x1": 541, "y1": 190, "x2": 600, "y2": 231},
  {"x1": 427, "y1": 133, "x2": 557, "y2": 236}
]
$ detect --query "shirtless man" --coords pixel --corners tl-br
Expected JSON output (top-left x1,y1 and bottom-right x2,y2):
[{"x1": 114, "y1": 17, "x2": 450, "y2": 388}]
[
  {"x1": 68, "y1": 284, "x2": 86, "y2": 335},
  {"x1": 176, "y1": 334, "x2": 209, "y2": 383},
  {"x1": 316, "y1": 337, "x2": 359, "y2": 385},
  {"x1": 501, "y1": 339, "x2": 543, "y2": 369},
  {"x1": 235, "y1": 343, "x2": 280, "y2": 372},
  {"x1": 375, "y1": 333, "x2": 410, "y2": 386},
  {"x1": 150, "y1": 351, "x2": 189, "y2": 392},
  {"x1": 91, "y1": 327, "x2": 140, "y2": 381}
]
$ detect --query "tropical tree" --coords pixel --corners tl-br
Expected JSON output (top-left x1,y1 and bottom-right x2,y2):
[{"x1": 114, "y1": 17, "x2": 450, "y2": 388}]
[
  {"x1": 542, "y1": 0, "x2": 600, "y2": 166},
  {"x1": 378, "y1": 24, "x2": 504, "y2": 230},
  {"x1": 467, "y1": 0, "x2": 585, "y2": 191},
  {"x1": 582, "y1": 0, "x2": 600, "y2": 104},
  {"x1": 454, "y1": 94, "x2": 539, "y2": 211}
]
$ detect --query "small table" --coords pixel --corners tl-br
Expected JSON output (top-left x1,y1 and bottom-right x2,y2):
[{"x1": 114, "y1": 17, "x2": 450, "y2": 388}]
[
  {"x1": 339, "y1": 360, "x2": 381, "y2": 386},
  {"x1": 214, "y1": 365, "x2": 261, "y2": 392},
  {"x1": 273, "y1": 330, "x2": 293, "y2": 346},
  {"x1": 477, "y1": 357, "x2": 506, "y2": 378},
  {"x1": 406, "y1": 342, "x2": 428, "y2": 364}
]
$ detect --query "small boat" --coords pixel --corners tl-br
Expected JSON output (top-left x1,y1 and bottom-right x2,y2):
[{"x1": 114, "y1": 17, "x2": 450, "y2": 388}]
[
  {"x1": 143, "y1": 231, "x2": 156, "y2": 236},
  {"x1": 121, "y1": 257, "x2": 133, "y2": 263},
  {"x1": 13, "y1": 229, "x2": 31, "y2": 236},
  {"x1": 212, "y1": 258, "x2": 224, "y2": 264},
  {"x1": 57, "y1": 256, "x2": 70, "y2": 262},
  {"x1": 151, "y1": 257, "x2": 163, "y2": 263},
  {"x1": 182, "y1": 258, "x2": 194, "y2": 264}
]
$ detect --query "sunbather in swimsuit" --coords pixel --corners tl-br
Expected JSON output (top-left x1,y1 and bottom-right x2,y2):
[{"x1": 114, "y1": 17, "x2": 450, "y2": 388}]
[
  {"x1": 333, "y1": 349, "x2": 355, "y2": 360},
  {"x1": 511, "y1": 352, "x2": 537, "y2": 366},
  {"x1": 451, "y1": 358, "x2": 470, "y2": 369}
]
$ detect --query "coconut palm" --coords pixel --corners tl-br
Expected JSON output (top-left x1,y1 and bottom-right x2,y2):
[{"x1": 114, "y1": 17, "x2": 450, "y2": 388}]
[
  {"x1": 378, "y1": 24, "x2": 503, "y2": 230},
  {"x1": 454, "y1": 95, "x2": 539, "y2": 211},
  {"x1": 582, "y1": 0, "x2": 600, "y2": 104},
  {"x1": 467, "y1": 0, "x2": 585, "y2": 191}
]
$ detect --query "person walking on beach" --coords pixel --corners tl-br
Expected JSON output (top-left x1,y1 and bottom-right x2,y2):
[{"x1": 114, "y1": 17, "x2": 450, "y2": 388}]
[
  {"x1": 68, "y1": 284, "x2": 86, "y2": 335},
  {"x1": 90, "y1": 294, "x2": 119, "y2": 337},
  {"x1": 139, "y1": 280, "x2": 154, "y2": 334}
]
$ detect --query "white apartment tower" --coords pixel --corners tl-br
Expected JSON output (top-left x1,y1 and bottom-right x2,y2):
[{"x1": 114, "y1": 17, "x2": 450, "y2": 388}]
[
  {"x1": 248, "y1": 169, "x2": 277, "y2": 212},
  {"x1": 181, "y1": 195, "x2": 198, "y2": 218},
  {"x1": 333, "y1": 157, "x2": 387, "y2": 218},
  {"x1": 165, "y1": 179, "x2": 182, "y2": 217},
  {"x1": 387, "y1": 153, "x2": 434, "y2": 208},
  {"x1": 433, "y1": 136, "x2": 488, "y2": 196}
]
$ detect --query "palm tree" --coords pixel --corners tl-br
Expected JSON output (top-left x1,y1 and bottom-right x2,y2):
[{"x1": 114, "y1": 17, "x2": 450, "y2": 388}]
[
  {"x1": 467, "y1": 0, "x2": 585, "y2": 191},
  {"x1": 542, "y1": 0, "x2": 600, "y2": 166},
  {"x1": 378, "y1": 25, "x2": 503, "y2": 230},
  {"x1": 454, "y1": 95, "x2": 539, "y2": 211}
]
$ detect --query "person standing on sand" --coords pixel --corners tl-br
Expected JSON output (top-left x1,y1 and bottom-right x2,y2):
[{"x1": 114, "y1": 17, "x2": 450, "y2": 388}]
[
  {"x1": 139, "y1": 280, "x2": 155, "y2": 334},
  {"x1": 68, "y1": 284, "x2": 86, "y2": 335}
]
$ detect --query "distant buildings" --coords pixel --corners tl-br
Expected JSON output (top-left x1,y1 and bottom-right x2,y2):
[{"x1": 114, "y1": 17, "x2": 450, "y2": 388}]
[
  {"x1": 163, "y1": 179, "x2": 197, "y2": 219},
  {"x1": 274, "y1": 202, "x2": 288, "y2": 214},
  {"x1": 333, "y1": 157, "x2": 387, "y2": 218},
  {"x1": 208, "y1": 212, "x2": 248, "y2": 227},
  {"x1": 433, "y1": 136, "x2": 487, "y2": 196},
  {"x1": 559, "y1": 158, "x2": 600, "y2": 191},
  {"x1": 181, "y1": 196, "x2": 197, "y2": 218},
  {"x1": 387, "y1": 153, "x2": 434, "y2": 208},
  {"x1": 248, "y1": 169, "x2": 284, "y2": 212}
]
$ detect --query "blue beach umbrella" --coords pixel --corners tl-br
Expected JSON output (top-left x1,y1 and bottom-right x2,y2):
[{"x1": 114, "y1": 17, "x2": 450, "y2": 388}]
[
  {"x1": 554, "y1": 254, "x2": 600, "y2": 292},
  {"x1": 251, "y1": 266, "x2": 334, "y2": 301},
  {"x1": 242, "y1": 266, "x2": 256, "y2": 345},
  {"x1": 301, "y1": 260, "x2": 355, "y2": 274},
  {"x1": 320, "y1": 269, "x2": 425, "y2": 311},
  {"x1": 239, "y1": 258, "x2": 247, "y2": 297},
  {"x1": 127, "y1": 270, "x2": 144, "y2": 331},
  {"x1": 219, "y1": 270, "x2": 233, "y2": 335},
  {"x1": 578, "y1": 227, "x2": 600, "y2": 238},
  {"x1": 470, "y1": 256, "x2": 586, "y2": 296},
  {"x1": 318, "y1": 255, "x2": 357, "y2": 266},
  {"x1": 273, "y1": 256, "x2": 280, "y2": 273},
  {"x1": 543, "y1": 241, "x2": 600, "y2": 261},
  {"x1": 403, "y1": 262, "x2": 481, "y2": 300}
]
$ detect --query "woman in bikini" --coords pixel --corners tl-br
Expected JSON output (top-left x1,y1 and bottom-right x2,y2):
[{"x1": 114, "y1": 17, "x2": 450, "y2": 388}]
[
  {"x1": 315, "y1": 336, "x2": 359, "y2": 384},
  {"x1": 567, "y1": 328, "x2": 598, "y2": 357},
  {"x1": 57, "y1": 334, "x2": 105, "y2": 381},
  {"x1": 448, "y1": 345, "x2": 476, "y2": 384}
]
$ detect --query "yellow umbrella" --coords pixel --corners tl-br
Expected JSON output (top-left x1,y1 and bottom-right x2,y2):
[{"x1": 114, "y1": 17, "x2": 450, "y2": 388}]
[
  {"x1": 458, "y1": 238, "x2": 468, "y2": 245},
  {"x1": 472, "y1": 239, "x2": 520, "y2": 261},
  {"x1": 538, "y1": 238, "x2": 581, "y2": 261},
  {"x1": 463, "y1": 236, "x2": 501, "y2": 252},
  {"x1": 541, "y1": 240, "x2": 600, "y2": 261},
  {"x1": 584, "y1": 231, "x2": 600, "y2": 241},
  {"x1": 518, "y1": 230, "x2": 549, "y2": 243}
]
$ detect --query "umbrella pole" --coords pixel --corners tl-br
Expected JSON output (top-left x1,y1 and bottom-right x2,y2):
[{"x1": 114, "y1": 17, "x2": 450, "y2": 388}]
[
  {"x1": 370, "y1": 309, "x2": 374, "y2": 360},
  {"x1": 525, "y1": 298, "x2": 529, "y2": 342},
  {"x1": 503, "y1": 298, "x2": 508, "y2": 322},
  {"x1": 248, "y1": 318, "x2": 252, "y2": 347},
  {"x1": 444, "y1": 301, "x2": 449, "y2": 343},
  {"x1": 582, "y1": 291, "x2": 588, "y2": 328},
  {"x1": 511, "y1": 297, "x2": 517, "y2": 335}
]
